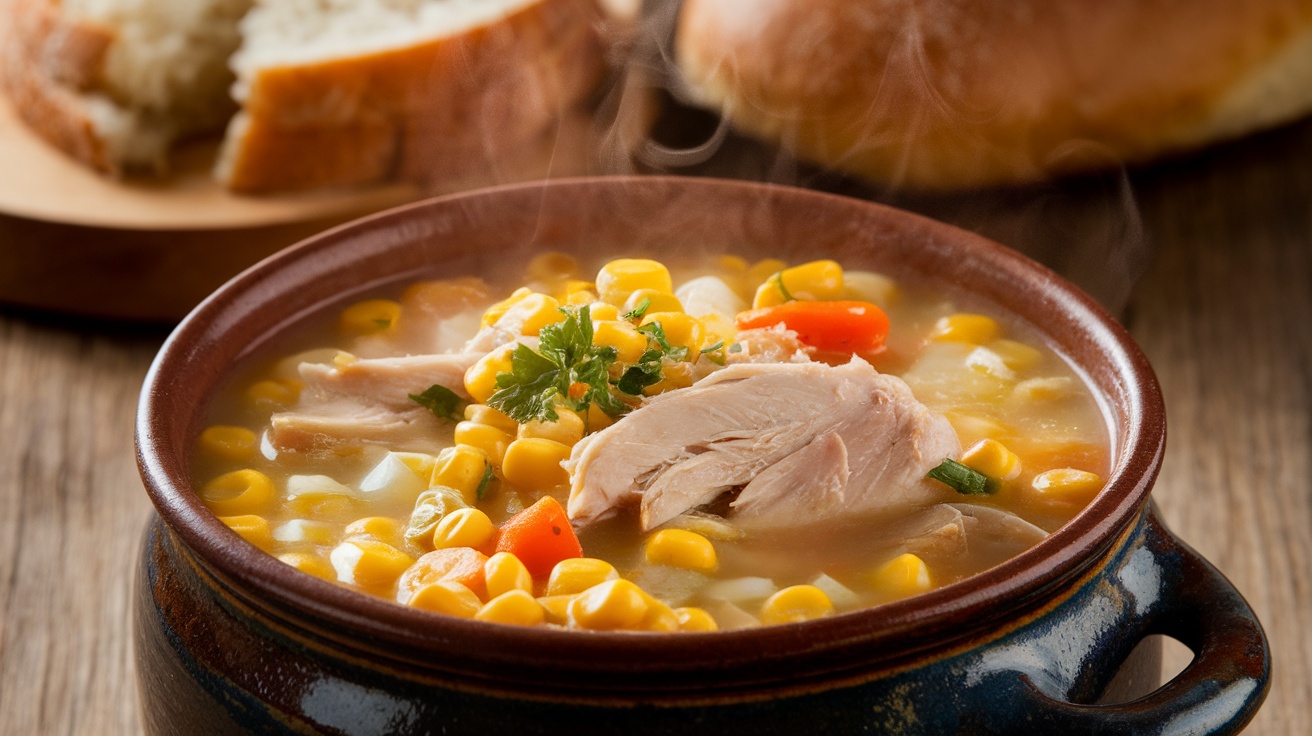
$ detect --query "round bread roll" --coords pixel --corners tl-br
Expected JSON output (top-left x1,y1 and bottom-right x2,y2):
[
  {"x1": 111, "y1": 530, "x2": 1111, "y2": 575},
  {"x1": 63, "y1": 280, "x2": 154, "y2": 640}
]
[{"x1": 675, "y1": 0, "x2": 1312, "y2": 189}]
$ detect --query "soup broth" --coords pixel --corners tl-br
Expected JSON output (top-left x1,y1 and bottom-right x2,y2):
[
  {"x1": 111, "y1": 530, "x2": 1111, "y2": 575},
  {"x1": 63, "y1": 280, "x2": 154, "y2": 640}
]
[{"x1": 194, "y1": 254, "x2": 1109, "y2": 631}]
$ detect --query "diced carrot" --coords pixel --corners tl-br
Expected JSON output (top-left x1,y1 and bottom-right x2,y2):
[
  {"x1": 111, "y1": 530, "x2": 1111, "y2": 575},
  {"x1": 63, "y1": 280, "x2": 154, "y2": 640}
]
[
  {"x1": 736, "y1": 300, "x2": 890, "y2": 354},
  {"x1": 398, "y1": 547, "x2": 489, "y2": 601},
  {"x1": 494, "y1": 496, "x2": 583, "y2": 579}
]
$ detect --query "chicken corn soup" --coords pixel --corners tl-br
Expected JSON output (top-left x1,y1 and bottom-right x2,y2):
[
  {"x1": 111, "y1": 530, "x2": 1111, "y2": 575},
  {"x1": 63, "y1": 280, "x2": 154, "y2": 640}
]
[{"x1": 193, "y1": 254, "x2": 1109, "y2": 632}]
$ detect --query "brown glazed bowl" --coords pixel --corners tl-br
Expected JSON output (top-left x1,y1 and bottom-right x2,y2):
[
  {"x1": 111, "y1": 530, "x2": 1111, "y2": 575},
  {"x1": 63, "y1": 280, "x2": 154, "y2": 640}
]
[{"x1": 135, "y1": 177, "x2": 1269, "y2": 735}]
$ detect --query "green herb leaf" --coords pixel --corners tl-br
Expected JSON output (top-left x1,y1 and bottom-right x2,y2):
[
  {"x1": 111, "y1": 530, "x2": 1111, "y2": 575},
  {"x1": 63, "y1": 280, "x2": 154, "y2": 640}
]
[
  {"x1": 926, "y1": 458, "x2": 998, "y2": 496},
  {"x1": 408, "y1": 384, "x2": 464, "y2": 422},
  {"x1": 622, "y1": 297, "x2": 652, "y2": 322},
  {"x1": 475, "y1": 461, "x2": 495, "y2": 501},
  {"x1": 773, "y1": 271, "x2": 795, "y2": 302},
  {"x1": 728, "y1": 342, "x2": 743, "y2": 353},
  {"x1": 700, "y1": 339, "x2": 727, "y2": 366}
]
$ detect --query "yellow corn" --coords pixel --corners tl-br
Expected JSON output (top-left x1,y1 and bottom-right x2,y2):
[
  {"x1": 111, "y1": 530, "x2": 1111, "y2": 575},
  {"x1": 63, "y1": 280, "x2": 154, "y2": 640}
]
[
  {"x1": 246, "y1": 379, "x2": 300, "y2": 409},
  {"x1": 583, "y1": 403, "x2": 615, "y2": 433},
  {"x1": 623, "y1": 289, "x2": 683, "y2": 315},
  {"x1": 1031, "y1": 469, "x2": 1104, "y2": 504},
  {"x1": 407, "y1": 581, "x2": 484, "y2": 618},
  {"x1": 475, "y1": 590, "x2": 546, "y2": 627},
  {"x1": 759, "y1": 585, "x2": 835, "y2": 625},
  {"x1": 339, "y1": 299, "x2": 402, "y2": 334},
  {"x1": 593, "y1": 320, "x2": 649, "y2": 363},
  {"x1": 452, "y1": 423, "x2": 512, "y2": 468},
  {"x1": 431, "y1": 445, "x2": 492, "y2": 503},
  {"x1": 392, "y1": 452, "x2": 438, "y2": 480},
  {"x1": 501, "y1": 438, "x2": 571, "y2": 490},
  {"x1": 343, "y1": 517, "x2": 406, "y2": 549},
  {"x1": 989, "y1": 339, "x2": 1043, "y2": 371},
  {"x1": 869, "y1": 553, "x2": 933, "y2": 601},
  {"x1": 943, "y1": 412, "x2": 1014, "y2": 448},
  {"x1": 481, "y1": 287, "x2": 533, "y2": 327},
  {"x1": 698, "y1": 314, "x2": 738, "y2": 347},
  {"x1": 596, "y1": 259, "x2": 673, "y2": 304},
  {"x1": 644, "y1": 529, "x2": 717, "y2": 573},
  {"x1": 637, "y1": 597, "x2": 681, "y2": 632},
  {"x1": 219, "y1": 515, "x2": 274, "y2": 551},
  {"x1": 277, "y1": 552, "x2": 336, "y2": 581},
  {"x1": 588, "y1": 303, "x2": 620, "y2": 321},
  {"x1": 547, "y1": 558, "x2": 619, "y2": 596},
  {"x1": 1012, "y1": 377, "x2": 1075, "y2": 402},
  {"x1": 567, "y1": 579, "x2": 650, "y2": 630},
  {"x1": 931, "y1": 314, "x2": 999, "y2": 344},
  {"x1": 284, "y1": 475, "x2": 358, "y2": 518},
  {"x1": 527, "y1": 251, "x2": 579, "y2": 282},
  {"x1": 501, "y1": 293, "x2": 566, "y2": 337},
  {"x1": 843, "y1": 270, "x2": 900, "y2": 306},
  {"x1": 484, "y1": 552, "x2": 534, "y2": 599},
  {"x1": 518, "y1": 410, "x2": 585, "y2": 447},
  {"x1": 640, "y1": 312, "x2": 705, "y2": 355},
  {"x1": 464, "y1": 345, "x2": 515, "y2": 404},
  {"x1": 674, "y1": 607, "x2": 719, "y2": 632},
  {"x1": 960, "y1": 439, "x2": 1023, "y2": 482},
  {"x1": 272, "y1": 519, "x2": 338, "y2": 546},
  {"x1": 463, "y1": 404, "x2": 519, "y2": 434},
  {"x1": 432, "y1": 508, "x2": 496, "y2": 550},
  {"x1": 536, "y1": 594, "x2": 575, "y2": 625},
  {"x1": 642, "y1": 361, "x2": 695, "y2": 397},
  {"x1": 201, "y1": 469, "x2": 275, "y2": 517},
  {"x1": 330, "y1": 540, "x2": 415, "y2": 589},
  {"x1": 754, "y1": 260, "x2": 845, "y2": 309},
  {"x1": 198, "y1": 426, "x2": 258, "y2": 462}
]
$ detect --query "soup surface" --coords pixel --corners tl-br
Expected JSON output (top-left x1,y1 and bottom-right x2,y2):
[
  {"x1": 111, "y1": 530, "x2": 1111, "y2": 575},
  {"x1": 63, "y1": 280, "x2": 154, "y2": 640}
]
[{"x1": 194, "y1": 254, "x2": 1109, "y2": 632}]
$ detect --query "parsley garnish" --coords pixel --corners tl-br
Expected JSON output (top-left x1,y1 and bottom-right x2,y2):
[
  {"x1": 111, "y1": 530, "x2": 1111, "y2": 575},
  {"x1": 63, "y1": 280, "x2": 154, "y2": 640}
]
[
  {"x1": 700, "y1": 339, "x2": 727, "y2": 365},
  {"x1": 622, "y1": 297, "x2": 652, "y2": 322},
  {"x1": 926, "y1": 458, "x2": 998, "y2": 495},
  {"x1": 475, "y1": 461, "x2": 495, "y2": 501},
  {"x1": 408, "y1": 384, "x2": 463, "y2": 422}
]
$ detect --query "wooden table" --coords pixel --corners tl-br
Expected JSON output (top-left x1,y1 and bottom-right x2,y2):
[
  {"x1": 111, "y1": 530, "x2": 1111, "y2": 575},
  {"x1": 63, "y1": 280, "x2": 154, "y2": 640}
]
[{"x1": 0, "y1": 120, "x2": 1308, "y2": 734}]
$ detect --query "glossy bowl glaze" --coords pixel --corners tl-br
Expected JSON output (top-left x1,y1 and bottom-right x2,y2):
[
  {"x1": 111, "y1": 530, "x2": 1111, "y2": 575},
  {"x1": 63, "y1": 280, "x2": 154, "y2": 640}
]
[{"x1": 135, "y1": 177, "x2": 1270, "y2": 735}]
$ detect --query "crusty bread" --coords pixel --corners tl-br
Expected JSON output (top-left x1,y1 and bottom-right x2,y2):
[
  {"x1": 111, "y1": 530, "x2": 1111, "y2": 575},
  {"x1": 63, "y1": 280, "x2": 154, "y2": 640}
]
[
  {"x1": 675, "y1": 0, "x2": 1312, "y2": 190},
  {"x1": 218, "y1": 0, "x2": 607, "y2": 193},
  {"x1": 2, "y1": 0, "x2": 611, "y2": 192}
]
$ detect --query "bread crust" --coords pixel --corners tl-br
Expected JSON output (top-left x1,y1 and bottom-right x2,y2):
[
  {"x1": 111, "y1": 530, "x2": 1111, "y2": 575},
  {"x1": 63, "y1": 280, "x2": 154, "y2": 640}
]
[
  {"x1": 677, "y1": 0, "x2": 1312, "y2": 189},
  {"x1": 2, "y1": 0, "x2": 117, "y2": 172},
  {"x1": 219, "y1": 0, "x2": 609, "y2": 193}
]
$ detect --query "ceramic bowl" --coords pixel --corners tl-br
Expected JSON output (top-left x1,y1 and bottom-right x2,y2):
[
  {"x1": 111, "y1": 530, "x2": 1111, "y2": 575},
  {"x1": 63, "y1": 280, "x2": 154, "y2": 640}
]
[{"x1": 135, "y1": 177, "x2": 1269, "y2": 735}]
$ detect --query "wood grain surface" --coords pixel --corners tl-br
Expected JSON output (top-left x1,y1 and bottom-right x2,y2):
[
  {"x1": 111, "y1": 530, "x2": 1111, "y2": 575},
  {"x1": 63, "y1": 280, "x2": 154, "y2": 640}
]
[{"x1": 0, "y1": 121, "x2": 1309, "y2": 734}]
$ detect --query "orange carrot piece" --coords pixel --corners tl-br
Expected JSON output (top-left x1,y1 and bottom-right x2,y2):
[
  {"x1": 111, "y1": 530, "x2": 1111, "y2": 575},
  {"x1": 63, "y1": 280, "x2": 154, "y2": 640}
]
[
  {"x1": 494, "y1": 496, "x2": 583, "y2": 579},
  {"x1": 399, "y1": 547, "x2": 489, "y2": 601},
  {"x1": 736, "y1": 300, "x2": 890, "y2": 354}
]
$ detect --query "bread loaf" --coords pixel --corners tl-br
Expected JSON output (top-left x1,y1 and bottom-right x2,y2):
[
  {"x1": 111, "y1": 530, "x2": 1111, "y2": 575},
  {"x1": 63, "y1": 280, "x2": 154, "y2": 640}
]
[
  {"x1": 2, "y1": 0, "x2": 611, "y2": 193},
  {"x1": 675, "y1": 0, "x2": 1312, "y2": 189}
]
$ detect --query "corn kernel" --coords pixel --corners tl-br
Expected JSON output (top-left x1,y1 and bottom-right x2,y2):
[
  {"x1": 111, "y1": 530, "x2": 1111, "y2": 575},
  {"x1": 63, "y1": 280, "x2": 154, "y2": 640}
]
[
  {"x1": 284, "y1": 474, "x2": 358, "y2": 517},
  {"x1": 593, "y1": 320, "x2": 649, "y2": 363},
  {"x1": 989, "y1": 339, "x2": 1043, "y2": 371},
  {"x1": 644, "y1": 529, "x2": 717, "y2": 573},
  {"x1": 404, "y1": 487, "x2": 471, "y2": 549},
  {"x1": 780, "y1": 260, "x2": 844, "y2": 301},
  {"x1": 527, "y1": 251, "x2": 579, "y2": 282},
  {"x1": 869, "y1": 553, "x2": 933, "y2": 602},
  {"x1": 587, "y1": 302, "x2": 620, "y2": 321},
  {"x1": 638, "y1": 597, "x2": 681, "y2": 632},
  {"x1": 408, "y1": 581, "x2": 483, "y2": 618},
  {"x1": 432, "y1": 508, "x2": 496, "y2": 550},
  {"x1": 462, "y1": 403, "x2": 519, "y2": 434},
  {"x1": 475, "y1": 590, "x2": 546, "y2": 627},
  {"x1": 330, "y1": 540, "x2": 415, "y2": 589},
  {"x1": 640, "y1": 312, "x2": 704, "y2": 355},
  {"x1": 430, "y1": 445, "x2": 492, "y2": 503},
  {"x1": 272, "y1": 519, "x2": 339, "y2": 546},
  {"x1": 943, "y1": 412, "x2": 1014, "y2": 448},
  {"x1": 339, "y1": 299, "x2": 402, "y2": 334},
  {"x1": 484, "y1": 552, "x2": 534, "y2": 599},
  {"x1": 583, "y1": 403, "x2": 615, "y2": 432},
  {"x1": 518, "y1": 410, "x2": 585, "y2": 447},
  {"x1": 501, "y1": 438, "x2": 571, "y2": 490},
  {"x1": 481, "y1": 287, "x2": 533, "y2": 327},
  {"x1": 548, "y1": 558, "x2": 620, "y2": 596},
  {"x1": 1031, "y1": 469, "x2": 1103, "y2": 504},
  {"x1": 568, "y1": 579, "x2": 650, "y2": 630},
  {"x1": 452, "y1": 423, "x2": 512, "y2": 468},
  {"x1": 596, "y1": 259, "x2": 673, "y2": 305},
  {"x1": 960, "y1": 439, "x2": 1023, "y2": 482},
  {"x1": 642, "y1": 360, "x2": 694, "y2": 396},
  {"x1": 843, "y1": 270, "x2": 900, "y2": 305},
  {"x1": 219, "y1": 515, "x2": 274, "y2": 551},
  {"x1": 344, "y1": 517, "x2": 406, "y2": 548},
  {"x1": 501, "y1": 293, "x2": 566, "y2": 337},
  {"x1": 698, "y1": 314, "x2": 738, "y2": 346},
  {"x1": 201, "y1": 469, "x2": 275, "y2": 516},
  {"x1": 623, "y1": 289, "x2": 683, "y2": 316},
  {"x1": 277, "y1": 552, "x2": 335, "y2": 581},
  {"x1": 759, "y1": 585, "x2": 835, "y2": 625},
  {"x1": 198, "y1": 426, "x2": 258, "y2": 462},
  {"x1": 931, "y1": 314, "x2": 999, "y2": 344},
  {"x1": 464, "y1": 344, "x2": 515, "y2": 404},
  {"x1": 246, "y1": 379, "x2": 300, "y2": 409},
  {"x1": 1012, "y1": 377, "x2": 1076, "y2": 402},
  {"x1": 536, "y1": 594, "x2": 575, "y2": 625},
  {"x1": 674, "y1": 607, "x2": 719, "y2": 632}
]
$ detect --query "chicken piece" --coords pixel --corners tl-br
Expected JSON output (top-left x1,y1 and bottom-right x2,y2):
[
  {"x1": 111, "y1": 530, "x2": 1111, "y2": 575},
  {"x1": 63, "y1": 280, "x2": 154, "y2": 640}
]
[
  {"x1": 268, "y1": 403, "x2": 444, "y2": 454},
  {"x1": 565, "y1": 357, "x2": 961, "y2": 531},
  {"x1": 725, "y1": 325, "x2": 813, "y2": 365},
  {"x1": 298, "y1": 353, "x2": 481, "y2": 410}
]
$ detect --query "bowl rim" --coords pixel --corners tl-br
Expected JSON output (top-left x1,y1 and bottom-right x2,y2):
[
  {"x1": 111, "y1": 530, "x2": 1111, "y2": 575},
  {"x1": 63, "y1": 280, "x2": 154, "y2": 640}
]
[{"x1": 136, "y1": 175, "x2": 1165, "y2": 693}]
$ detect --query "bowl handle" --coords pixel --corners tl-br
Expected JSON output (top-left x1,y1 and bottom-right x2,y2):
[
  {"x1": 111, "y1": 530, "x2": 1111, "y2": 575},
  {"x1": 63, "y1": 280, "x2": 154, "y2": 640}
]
[{"x1": 994, "y1": 507, "x2": 1271, "y2": 735}]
